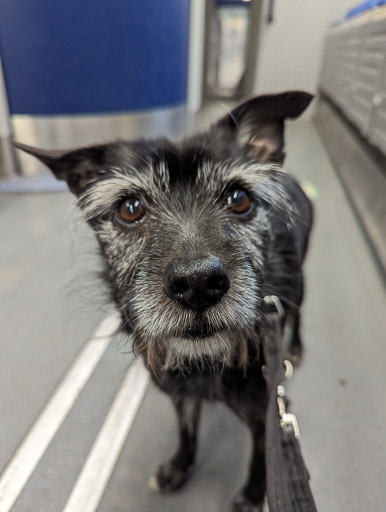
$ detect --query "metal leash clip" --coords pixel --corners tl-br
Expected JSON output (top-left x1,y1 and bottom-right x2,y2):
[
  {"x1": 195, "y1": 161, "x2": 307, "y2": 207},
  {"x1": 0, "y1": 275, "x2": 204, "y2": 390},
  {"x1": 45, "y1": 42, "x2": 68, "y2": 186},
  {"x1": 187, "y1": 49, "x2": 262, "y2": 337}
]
[
  {"x1": 263, "y1": 294, "x2": 301, "y2": 438},
  {"x1": 263, "y1": 294, "x2": 285, "y2": 319},
  {"x1": 277, "y1": 395, "x2": 301, "y2": 439},
  {"x1": 284, "y1": 359, "x2": 294, "y2": 379},
  {"x1": 277, "y1": 360, "x2": 300, "y2": 439}
]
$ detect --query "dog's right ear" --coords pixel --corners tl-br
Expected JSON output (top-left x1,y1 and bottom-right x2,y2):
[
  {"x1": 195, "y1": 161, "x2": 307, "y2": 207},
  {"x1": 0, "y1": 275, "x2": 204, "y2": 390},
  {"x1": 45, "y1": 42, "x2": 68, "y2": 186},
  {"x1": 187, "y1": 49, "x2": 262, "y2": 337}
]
[{"x1": 12, "y1": 141, "x2": 110, "y2": 196}]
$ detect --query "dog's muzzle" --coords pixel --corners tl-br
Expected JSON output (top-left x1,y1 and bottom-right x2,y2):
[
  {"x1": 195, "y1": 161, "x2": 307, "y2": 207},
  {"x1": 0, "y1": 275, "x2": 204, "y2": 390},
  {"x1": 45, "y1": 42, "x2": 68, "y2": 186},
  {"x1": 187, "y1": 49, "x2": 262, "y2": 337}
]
[{"x1": 163, "y1": 255, "x2": 230, "y2": 312}]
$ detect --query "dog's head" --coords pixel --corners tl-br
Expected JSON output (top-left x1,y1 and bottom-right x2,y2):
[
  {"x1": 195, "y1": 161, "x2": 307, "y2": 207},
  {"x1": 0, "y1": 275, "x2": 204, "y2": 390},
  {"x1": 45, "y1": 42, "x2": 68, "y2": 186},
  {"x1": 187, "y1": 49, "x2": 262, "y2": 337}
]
[{"x1": 14, "y1": 91, "x2": 312, "y2": 372}]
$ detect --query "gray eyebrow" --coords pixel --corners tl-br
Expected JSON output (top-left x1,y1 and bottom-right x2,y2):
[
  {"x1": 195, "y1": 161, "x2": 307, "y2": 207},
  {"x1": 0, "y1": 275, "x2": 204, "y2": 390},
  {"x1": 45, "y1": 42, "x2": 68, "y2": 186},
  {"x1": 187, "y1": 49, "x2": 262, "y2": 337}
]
[{"x1": 78, "y1": 171, "x2": 150, "y2": 220}]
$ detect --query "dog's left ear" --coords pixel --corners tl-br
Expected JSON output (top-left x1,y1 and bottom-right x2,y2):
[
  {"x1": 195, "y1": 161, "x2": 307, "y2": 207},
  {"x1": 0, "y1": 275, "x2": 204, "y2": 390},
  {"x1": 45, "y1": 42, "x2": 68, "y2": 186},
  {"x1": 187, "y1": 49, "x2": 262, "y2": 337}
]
[
  {"x1": 214, "y1": 91, "x2": 314, "y2": 164},
  {"x1": 12, "y1": 141, "x2": 110, "y2": 196}
]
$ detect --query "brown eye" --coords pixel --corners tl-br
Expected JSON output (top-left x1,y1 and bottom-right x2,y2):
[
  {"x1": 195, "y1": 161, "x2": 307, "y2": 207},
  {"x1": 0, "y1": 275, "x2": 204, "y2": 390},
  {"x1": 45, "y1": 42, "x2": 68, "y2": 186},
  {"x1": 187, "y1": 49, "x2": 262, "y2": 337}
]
[
  {"x1": 227, "y1": 189, "x2": 251, "y2": 214},
  {"x1": 117, "y1": 197, "x2": 145, "y2": 223}
]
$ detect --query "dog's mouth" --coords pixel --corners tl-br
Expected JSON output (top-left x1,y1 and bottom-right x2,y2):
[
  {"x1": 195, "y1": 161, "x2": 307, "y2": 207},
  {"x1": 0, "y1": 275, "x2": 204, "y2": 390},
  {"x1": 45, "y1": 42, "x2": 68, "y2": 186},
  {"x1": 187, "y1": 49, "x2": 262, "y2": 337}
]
[{"x1": 182, "y1": 324, "x2": 220, "y2": 340}]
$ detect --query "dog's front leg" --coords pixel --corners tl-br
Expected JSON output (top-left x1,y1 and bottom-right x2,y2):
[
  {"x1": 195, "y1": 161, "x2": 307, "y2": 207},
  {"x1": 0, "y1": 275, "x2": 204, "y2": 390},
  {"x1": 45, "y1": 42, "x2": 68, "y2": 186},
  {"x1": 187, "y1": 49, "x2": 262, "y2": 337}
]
[
  {"x1": 224, "y1": 373, "x2": 267, "y2": 512},
  {"x1": 230, "y1": 422, "x2": 265, "y2": 512},
  {"x1": 149, "y1": 394, "x2": 201, "y2": 493}
]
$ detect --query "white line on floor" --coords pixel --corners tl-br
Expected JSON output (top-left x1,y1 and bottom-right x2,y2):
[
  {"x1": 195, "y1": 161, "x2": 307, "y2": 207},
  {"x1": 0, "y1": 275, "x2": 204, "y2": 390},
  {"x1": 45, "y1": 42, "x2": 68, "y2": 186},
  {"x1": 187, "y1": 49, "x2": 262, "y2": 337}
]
[
  {"x1": 0, "y1": 313, "x2": 120, "y2": 512},
  {"x1": 63, "y1": 358, "x2": 149, "y2": 512}
]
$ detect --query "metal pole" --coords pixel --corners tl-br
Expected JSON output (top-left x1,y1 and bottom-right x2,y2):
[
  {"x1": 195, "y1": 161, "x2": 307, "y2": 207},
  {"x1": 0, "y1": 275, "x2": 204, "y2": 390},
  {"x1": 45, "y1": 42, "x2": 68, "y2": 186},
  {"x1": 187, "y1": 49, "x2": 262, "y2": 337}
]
[{"x1": 0, "y1": 55, "x2": 16, "y2": 178}]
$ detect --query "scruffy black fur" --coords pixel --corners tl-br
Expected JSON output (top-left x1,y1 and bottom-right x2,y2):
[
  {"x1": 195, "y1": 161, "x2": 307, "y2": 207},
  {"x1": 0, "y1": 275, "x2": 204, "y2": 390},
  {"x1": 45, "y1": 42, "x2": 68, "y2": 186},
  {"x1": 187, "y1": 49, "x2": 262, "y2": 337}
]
[{"x1": 15, "y1": 91, "x2": 313, "y2": 512}]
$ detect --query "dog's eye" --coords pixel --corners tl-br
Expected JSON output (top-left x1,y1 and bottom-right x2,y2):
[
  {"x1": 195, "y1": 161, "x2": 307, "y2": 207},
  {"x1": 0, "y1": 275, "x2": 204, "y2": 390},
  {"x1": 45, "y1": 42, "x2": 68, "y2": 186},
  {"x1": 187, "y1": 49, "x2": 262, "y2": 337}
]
[
  {"x1": 117, "y1": 197, "x2": 145, "y2": 223},
  {"x1": 227, "y1": 189, "x2": 251, "y2": 214}
]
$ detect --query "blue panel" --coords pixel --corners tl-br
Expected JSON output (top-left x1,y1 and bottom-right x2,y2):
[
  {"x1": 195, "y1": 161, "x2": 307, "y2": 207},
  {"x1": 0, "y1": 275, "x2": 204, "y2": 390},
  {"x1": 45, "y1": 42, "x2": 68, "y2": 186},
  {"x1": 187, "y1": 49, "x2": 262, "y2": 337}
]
[
  {"x1": 0, "y1": 0, "x2": 190, "y2": 115},
  {"x1": 346, "y1": 0, "x2": 386, "y2": 19}
]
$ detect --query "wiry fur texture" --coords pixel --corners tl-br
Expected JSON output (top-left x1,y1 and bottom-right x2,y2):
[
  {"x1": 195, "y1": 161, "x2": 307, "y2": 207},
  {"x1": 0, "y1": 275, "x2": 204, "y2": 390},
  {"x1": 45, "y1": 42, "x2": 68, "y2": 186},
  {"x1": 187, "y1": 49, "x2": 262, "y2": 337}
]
[
  {"x1": 14, "y1": 91, "x2": 314, "y2": 511},
  {"x1": 79, "y1": 159, "x2": 292, "y2": 373}
]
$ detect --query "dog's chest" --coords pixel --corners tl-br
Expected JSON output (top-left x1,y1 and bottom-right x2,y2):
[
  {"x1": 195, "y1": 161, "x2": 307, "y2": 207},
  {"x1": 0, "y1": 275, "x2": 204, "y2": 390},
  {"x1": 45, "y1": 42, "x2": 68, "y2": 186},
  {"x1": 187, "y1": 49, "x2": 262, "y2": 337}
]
[{"x1": 156, "y1": 363, "x2": 265, "y2": 403}]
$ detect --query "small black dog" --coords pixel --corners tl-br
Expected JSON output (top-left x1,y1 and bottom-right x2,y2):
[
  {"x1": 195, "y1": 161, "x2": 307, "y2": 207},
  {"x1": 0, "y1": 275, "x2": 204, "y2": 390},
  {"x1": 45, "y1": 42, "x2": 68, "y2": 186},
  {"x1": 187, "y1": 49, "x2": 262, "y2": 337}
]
[{"x1": 15, "y1": 91, "x2": 313, "y2": 511}]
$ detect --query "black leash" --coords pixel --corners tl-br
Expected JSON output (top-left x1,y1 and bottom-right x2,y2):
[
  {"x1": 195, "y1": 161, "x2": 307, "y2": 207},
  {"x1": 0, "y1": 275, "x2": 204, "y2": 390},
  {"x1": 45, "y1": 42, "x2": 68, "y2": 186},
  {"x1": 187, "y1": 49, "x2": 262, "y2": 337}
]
[{"x1": 262, "y1": 296, "x2": 318, "y2": 512}]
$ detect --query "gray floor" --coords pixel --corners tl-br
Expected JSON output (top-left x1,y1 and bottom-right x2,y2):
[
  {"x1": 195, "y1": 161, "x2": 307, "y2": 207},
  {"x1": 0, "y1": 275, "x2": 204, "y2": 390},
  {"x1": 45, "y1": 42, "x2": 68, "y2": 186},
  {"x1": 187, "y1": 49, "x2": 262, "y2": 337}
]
[{"x1": 0, "y1": 111, "x2": 385, "y2": 512}]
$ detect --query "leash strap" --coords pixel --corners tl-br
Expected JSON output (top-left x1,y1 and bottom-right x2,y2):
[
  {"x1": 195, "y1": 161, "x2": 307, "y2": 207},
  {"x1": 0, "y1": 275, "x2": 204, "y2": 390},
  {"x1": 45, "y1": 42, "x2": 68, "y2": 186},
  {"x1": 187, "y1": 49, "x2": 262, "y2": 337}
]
[{"x1": 262, "y1": 308, "x2": 318, "y2": 512}]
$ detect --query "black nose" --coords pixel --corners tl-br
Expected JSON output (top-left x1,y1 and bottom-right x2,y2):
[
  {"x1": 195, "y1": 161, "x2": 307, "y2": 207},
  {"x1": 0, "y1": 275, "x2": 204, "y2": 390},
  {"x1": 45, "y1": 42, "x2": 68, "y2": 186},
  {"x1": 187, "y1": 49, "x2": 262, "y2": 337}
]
[{"x1": 164, "y1": 256, "x2": 230, "y2": 312}]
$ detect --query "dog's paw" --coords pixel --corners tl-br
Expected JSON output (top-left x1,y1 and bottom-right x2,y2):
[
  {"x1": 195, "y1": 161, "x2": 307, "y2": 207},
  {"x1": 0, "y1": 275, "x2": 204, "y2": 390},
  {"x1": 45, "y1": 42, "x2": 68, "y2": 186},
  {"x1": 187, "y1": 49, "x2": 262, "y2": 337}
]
[
  {"x1": 229, "y1": 492, "x2": 264, "y2": 512},
  {"x1": 148, "y1": 462, "x2": 189, "y2": 493}
]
